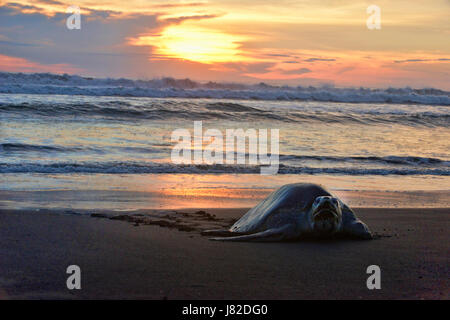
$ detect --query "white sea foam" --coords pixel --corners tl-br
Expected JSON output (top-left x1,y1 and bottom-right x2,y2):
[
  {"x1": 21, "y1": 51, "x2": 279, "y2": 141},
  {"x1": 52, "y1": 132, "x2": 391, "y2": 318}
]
[
  {"x1": 1, "y1": 161, "x2": 449, "y2": 176},
  {"x1": 1, "y1": 72, "x2": 449, "y2": 105}
]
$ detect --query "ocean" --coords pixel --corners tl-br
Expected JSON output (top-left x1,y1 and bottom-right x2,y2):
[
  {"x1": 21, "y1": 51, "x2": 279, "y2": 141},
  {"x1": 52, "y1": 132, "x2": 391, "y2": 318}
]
[{"x1": 0, "y1": 73, "x2": 449, "y2": 210}]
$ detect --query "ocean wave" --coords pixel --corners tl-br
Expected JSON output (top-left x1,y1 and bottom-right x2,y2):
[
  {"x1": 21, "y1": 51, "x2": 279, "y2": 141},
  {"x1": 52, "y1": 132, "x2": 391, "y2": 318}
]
[
  {"x1": 0, "y1": 143, "x2": 170, "y2": 155},
  {"x1": 2, "y1": 142, "x2": 448, "y2": 168},
  {"x1": 2, "y1": 142, "x2": 447, "y2": 167},
  {"x1": 279, "y1": 154, "x2": 449, "y2": 166},
  {"x1": 1, "y1": 72, "x2": 449, "y2": 105},
  {"x1": 1, "y1": 101, "x2": 448, "y2": 127},
  {"x1": 1, "y1": 162, "x2": 448, "y2": 175},
  {"x1": 0, "y1": 143, "x2": 84, "y2": 153}
]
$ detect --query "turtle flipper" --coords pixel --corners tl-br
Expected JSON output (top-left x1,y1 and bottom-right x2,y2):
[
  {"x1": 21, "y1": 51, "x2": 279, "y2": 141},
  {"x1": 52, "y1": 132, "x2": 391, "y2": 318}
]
[
  {"x1": 340, "y1": 202, "x2": 372, "y2": 239},
  {"x1": 201, "y1": 229, "x2": 235, "y2": 237},
  {"x1": 209, "y1": 224, "x2": 296, "y2": 242},
  {"x1": 343, "y1": 220, "x2": 372, "y2": 239}
]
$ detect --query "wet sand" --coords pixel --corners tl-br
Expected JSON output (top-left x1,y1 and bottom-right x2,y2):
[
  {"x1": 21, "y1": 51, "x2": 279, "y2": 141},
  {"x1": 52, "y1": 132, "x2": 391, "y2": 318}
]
[{"x1": 0, "y1": 208, "x2": 448, "y2": 299}]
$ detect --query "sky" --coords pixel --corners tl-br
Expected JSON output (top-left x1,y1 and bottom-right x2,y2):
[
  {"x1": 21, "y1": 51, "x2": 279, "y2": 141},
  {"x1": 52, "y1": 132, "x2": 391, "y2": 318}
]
[{"x1": 0, "y1": 0, "x2": 449, "y2": 89}]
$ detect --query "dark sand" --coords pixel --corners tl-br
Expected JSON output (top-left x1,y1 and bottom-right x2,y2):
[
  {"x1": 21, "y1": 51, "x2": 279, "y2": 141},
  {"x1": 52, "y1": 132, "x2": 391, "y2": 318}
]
[{"x1": 0, "y1": 208, "x2": 448, "y2": 299}]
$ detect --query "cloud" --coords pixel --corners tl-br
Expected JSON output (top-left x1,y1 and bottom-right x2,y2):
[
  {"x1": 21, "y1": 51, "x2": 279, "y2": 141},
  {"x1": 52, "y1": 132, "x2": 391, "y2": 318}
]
[
  {"x1": 265, "y1": 53, "x2": 292, "y2": 58},
  {"x1": 336, "y1": 66, "x2": 355, "y2": 74},
  {"x1": 153, "y1": 2, "x2": 209, "y2": 9},
  {"x1": 221, "y1": 62, "x2": 275, "y2": 73},
  {"x1": 0, "y1": 39, "x2": 38, "y2": 47},
  {"x1": 280, "y1": 67, "x2": 311, "y2": 75},
  {"x1": 34, "y1": 0, "x2": 65, "y2": 5},
  {"x1": 304, "y1": 58, "x2": 336, "y2": 62},
  {"x1": 0, "y1": 53, "x2": 82, "y2": 73},
  {"x1": 161, "y1": 13, "x2": 224, "y2": 25},
  {"x1": 243, "y1": 66, "x2": 312, "y2": 80},
  {"x1": 4, "y1": 2, "x2": 47, "y2": 14},
  {"x1": 0, "y1": 4, "x2": 160, "y2": 76},
  {"x1": 394, "y1": 58, "x2": 450, "y2": 63}
]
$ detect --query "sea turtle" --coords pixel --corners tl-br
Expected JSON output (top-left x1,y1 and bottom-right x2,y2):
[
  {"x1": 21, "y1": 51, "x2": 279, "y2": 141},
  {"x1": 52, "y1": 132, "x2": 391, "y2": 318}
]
[{"x1": 202, "y1": 183, "x2": 372, "y2": 241}]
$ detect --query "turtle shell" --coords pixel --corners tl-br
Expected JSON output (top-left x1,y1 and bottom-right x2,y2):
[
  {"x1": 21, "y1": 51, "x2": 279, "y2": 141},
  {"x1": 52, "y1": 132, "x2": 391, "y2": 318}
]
[{"x1": 230, "y1": 183, "x2": 332, "y2": 233}]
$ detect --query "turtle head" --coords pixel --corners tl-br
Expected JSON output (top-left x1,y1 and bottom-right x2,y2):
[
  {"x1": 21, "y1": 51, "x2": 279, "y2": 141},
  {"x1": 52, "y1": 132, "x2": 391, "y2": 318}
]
[{"x1": 310, "y1": 196, "x2": 342, "y2": 235}]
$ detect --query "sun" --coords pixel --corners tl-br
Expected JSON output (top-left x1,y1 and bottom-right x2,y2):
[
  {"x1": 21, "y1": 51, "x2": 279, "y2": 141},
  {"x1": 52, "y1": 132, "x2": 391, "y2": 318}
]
[{"x1": 131, "y1": 25, "x2": 248, "y2": 64}]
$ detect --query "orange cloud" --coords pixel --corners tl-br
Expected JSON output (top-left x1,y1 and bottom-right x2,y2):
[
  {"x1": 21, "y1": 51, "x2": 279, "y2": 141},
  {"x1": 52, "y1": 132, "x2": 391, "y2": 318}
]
[
  {"x1": 0, "y1": 54, "x2": 82, "y2": 74},
  {"x1": 1, "y1": 0, "x2": 211, "y2": 17}
]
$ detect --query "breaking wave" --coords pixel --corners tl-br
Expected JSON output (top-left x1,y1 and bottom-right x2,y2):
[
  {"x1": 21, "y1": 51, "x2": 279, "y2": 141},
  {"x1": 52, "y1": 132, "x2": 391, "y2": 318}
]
[
  {"x1": 279, "y1": 154, "x2": 449, "y2": 166},
  {"x1": 2, "y1": 143, "x2": 448, "y2": 168},
  {"x1": 0, "y1": 161, "x2": 448, "y2": 175},
  {"x1": 1, "y1": 72, "x2": 449, "y2": 105},
  {"x1": 1, "y1": 100, "x2": 448, "y2": 127}
]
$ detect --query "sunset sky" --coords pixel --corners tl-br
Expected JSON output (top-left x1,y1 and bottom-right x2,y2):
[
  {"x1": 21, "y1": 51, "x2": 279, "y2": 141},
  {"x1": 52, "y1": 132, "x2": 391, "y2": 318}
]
[{"x1": 0, "y1": 0, "x2": 449, "y2": 89}]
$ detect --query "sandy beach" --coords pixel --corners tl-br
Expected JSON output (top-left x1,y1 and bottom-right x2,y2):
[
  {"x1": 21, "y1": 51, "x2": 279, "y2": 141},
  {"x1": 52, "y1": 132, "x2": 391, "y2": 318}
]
[{"x1": 0, "y1": 207, "x2": 448, "y2": 300}]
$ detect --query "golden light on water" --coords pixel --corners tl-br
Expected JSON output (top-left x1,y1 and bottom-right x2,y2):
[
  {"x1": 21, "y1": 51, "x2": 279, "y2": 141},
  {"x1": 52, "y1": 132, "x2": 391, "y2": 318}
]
[
  {"x1": 161, "y1": 187, "x2": 267, "y2": 199},
  {"x1": 132, "y1": 25, "x2": 248, "y2": 64}
]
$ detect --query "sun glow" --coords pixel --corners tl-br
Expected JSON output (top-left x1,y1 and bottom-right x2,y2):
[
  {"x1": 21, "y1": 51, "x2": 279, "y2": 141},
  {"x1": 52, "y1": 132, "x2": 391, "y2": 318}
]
[{"x1": 132, "y1": 25, "x2": 249, "y2": 64}]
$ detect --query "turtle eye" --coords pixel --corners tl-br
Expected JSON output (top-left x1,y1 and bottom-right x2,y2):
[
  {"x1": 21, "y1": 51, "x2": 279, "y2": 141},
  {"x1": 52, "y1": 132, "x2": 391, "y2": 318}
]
[{"x1": 314, "y1": 198, "x2": 320, "y2": 204}]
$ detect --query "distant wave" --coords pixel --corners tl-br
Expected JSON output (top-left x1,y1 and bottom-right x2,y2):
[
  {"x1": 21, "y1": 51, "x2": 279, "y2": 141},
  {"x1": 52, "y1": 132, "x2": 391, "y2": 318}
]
[
  {"x1": 1, "y1": 101, "x2": 448, "y2": 127},
  {"x1": 1, "y1": 162, "x2": 448, "y2": 175},
  {"x1": 279, "y1": 154, "x2": 449, "y2": 166},
  {"x1": 0, "y1": 143, "x2": 83, "y2": 153},
  {"x1": 0, "y1": 143, "x2": 169, "y2": 155},
  {"x1": 2, "y1": 143, "x2": 448, "y2": 168},
  {"x1": 1, "y1": 72, "x2": 449, "y2": 105}
]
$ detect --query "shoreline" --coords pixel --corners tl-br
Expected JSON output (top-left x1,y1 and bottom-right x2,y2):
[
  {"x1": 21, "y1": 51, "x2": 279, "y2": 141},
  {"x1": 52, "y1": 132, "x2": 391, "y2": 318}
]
[
  {"x1": 1, "y1": 187, "x2": 449, "y2": 211},
  {"x1": 0, "y1": 207, "x2": 448, "y2": 299}
]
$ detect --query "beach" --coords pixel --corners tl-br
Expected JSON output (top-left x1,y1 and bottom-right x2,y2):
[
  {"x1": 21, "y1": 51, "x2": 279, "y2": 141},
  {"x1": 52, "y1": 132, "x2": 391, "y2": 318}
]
[
  {"x1": 1, "y1": 83, "x2": 449, "y2": 301},
  {"x1": 0, "y1": 207, "x2": 448, "y2": 300}
]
